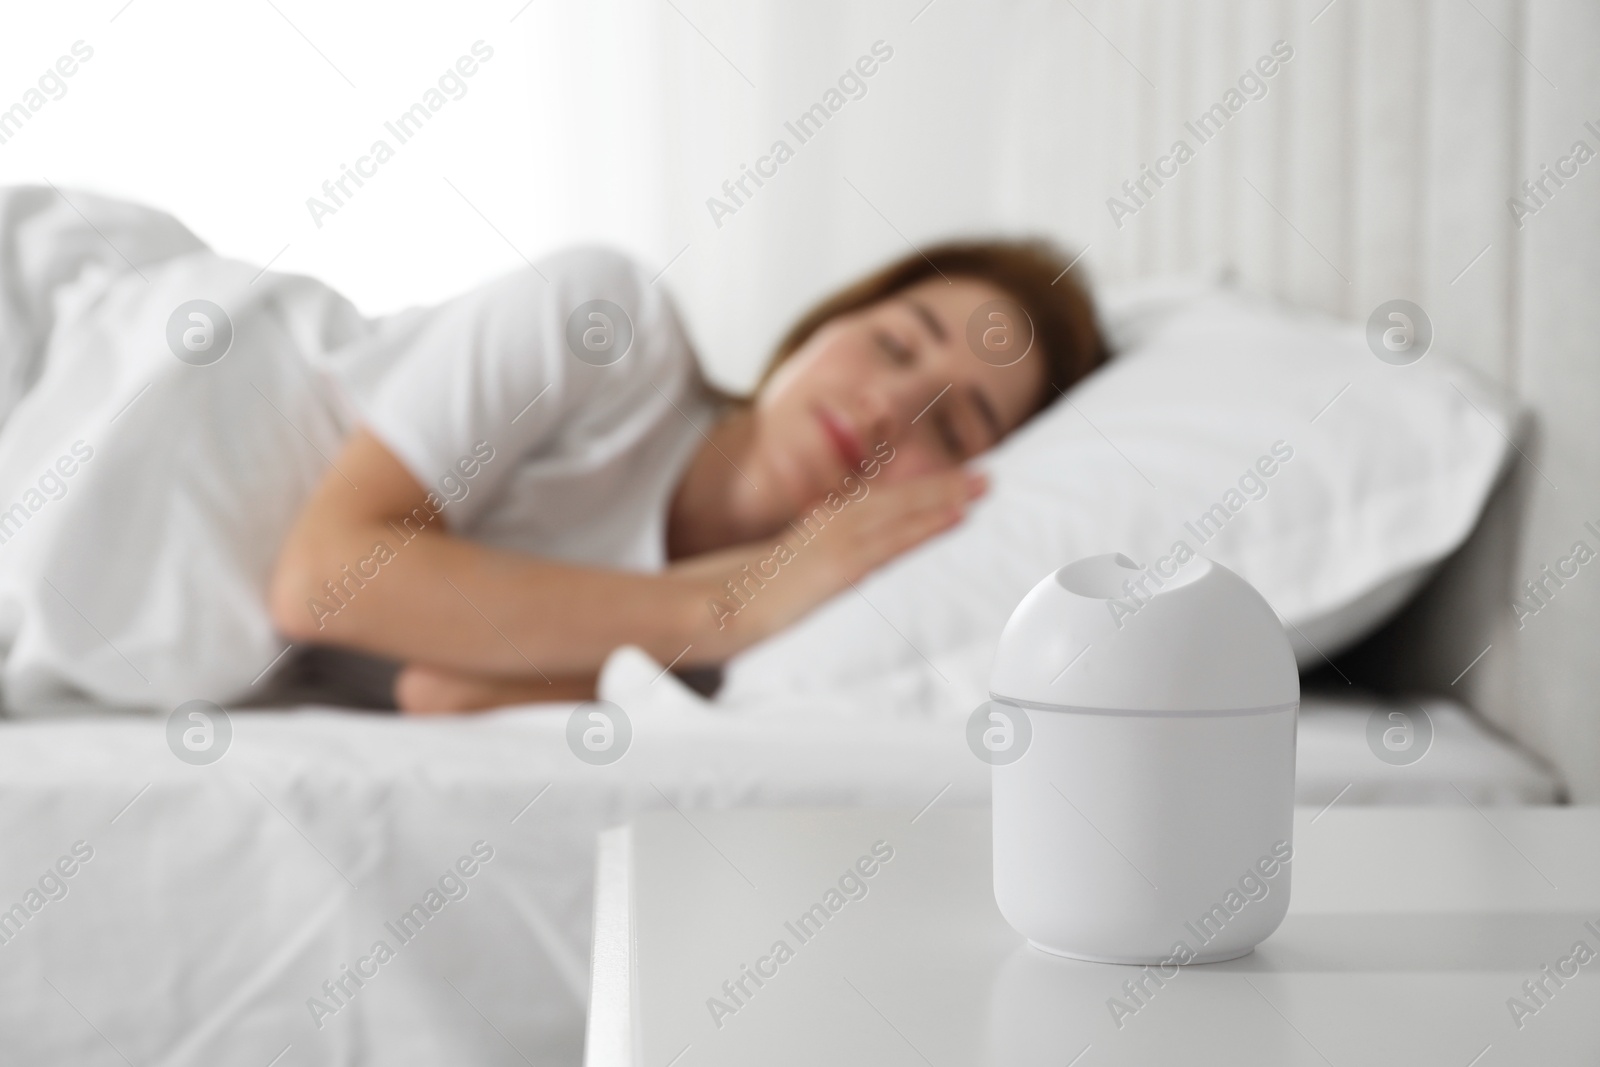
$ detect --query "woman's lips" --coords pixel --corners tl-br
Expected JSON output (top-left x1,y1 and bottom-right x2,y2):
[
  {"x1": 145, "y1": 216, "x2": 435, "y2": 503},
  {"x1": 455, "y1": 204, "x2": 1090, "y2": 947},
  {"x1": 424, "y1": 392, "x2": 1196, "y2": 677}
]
[{"x1": 815, "y1": 405, "x2": 867, "y2": 473}]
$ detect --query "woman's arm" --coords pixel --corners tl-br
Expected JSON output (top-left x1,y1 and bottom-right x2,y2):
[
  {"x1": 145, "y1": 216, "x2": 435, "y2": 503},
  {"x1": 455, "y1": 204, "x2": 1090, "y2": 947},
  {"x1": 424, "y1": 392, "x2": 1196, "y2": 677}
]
[
  {"x1": 269, "y1": 429, "x2": 714, "y2": 677},
  {"x1": 270, "y1": 428, "x2": 982, "y2": 692}
]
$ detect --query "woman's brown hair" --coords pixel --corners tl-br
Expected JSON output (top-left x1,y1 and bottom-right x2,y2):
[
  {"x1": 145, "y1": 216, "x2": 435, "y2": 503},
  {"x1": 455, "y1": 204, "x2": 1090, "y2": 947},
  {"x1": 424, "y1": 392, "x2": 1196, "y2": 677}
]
[{"x1": 760, "y1": 238, "x2": 1108, "y2": 417}]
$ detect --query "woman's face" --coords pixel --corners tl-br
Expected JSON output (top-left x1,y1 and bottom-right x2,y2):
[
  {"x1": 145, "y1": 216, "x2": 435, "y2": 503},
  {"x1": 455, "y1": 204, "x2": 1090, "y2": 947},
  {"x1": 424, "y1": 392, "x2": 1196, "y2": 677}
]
[{"x1": 751, "y1": 275, "x2": 1046, "y2": 511}]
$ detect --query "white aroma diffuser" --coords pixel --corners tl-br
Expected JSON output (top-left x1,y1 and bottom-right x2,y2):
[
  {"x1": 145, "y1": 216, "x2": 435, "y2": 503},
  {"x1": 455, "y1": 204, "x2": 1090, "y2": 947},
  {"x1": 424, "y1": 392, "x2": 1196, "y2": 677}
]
[{"x1": 988, "y1": 552, "x2": 1298, "y2": 964}]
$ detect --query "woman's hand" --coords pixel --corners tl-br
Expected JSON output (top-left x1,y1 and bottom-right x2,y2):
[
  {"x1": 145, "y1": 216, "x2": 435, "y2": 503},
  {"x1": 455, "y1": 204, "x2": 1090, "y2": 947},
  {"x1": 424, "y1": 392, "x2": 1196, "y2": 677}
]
[
  {"x1": 674, "y1": 466, "x2": 987, "y2": 660},
  {"x1": 394, "y1": 663, "x2": 596, "y2": 713}
]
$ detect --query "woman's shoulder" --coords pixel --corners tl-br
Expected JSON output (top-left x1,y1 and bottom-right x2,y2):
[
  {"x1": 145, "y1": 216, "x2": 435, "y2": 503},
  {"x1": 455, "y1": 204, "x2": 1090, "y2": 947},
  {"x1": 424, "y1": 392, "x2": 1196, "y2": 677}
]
[
  {"x1": 532, "y1": 244, "x2": 703, "y2": 390},
  {"x1": 535, "y1": 243, "x2": 651, "y2": 290},
  {"x1": 533, "y1": 244, "x2": 667, "y2": 336}
]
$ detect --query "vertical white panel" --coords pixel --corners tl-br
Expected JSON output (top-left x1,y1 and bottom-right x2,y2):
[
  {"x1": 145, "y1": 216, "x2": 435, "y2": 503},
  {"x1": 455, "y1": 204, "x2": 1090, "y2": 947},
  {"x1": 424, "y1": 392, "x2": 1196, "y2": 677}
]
[
  {"x1": 1499, "y1": 0, "x2": 1600, "y2": 799},
  {"x1": 1143, "y1": 0, "x2": 1186, "y2": 273},
  {"x1": 1350, "y1": 0, "x2": 1429, "y2": 313},
  {"x1": 1123, "y1": 0, "x2": 1160, "y2": 274},
  {"x1": 1021, "y1": 0, "x2": 1109, "y2": 279},
  {"x1": 1187, "y1": 0, "x2": 1244, "y2": 284},
  {"x1": 993, "y1": 3, "x2": 1048, "y2": 232},
  {"x1": 1415, "y1": 0, "x2": 1519, "y2": 381},
  {"x1": 653, "y1": 0, "x2": 775, "y2": 388},
  {"x1": 1156, "y1": 1, "x2": 1193, "y2": 270},
  {"x1": 1058, "y1": 1, "x2": 1110, "y2": 266},
  {"x1": 1283, "y1": 0, "x2": 1355, "y2": 315},
  {"x1": 1088, "y1": 0, "x2": 1155, "y2": 283},
  {"x1": 1235, "y1": 0, "x2": 1299, "y2": 302},
  {"x1": 1233, "y1": 0, "x2": 1288, "y2": 296}
]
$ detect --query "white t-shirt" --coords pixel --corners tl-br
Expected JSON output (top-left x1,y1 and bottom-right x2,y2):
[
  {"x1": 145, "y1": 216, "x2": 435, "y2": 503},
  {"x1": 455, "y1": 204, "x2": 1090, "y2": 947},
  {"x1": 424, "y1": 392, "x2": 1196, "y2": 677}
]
[{"x1": 336, "y1": 246, "x2": 717, "y2": 572}]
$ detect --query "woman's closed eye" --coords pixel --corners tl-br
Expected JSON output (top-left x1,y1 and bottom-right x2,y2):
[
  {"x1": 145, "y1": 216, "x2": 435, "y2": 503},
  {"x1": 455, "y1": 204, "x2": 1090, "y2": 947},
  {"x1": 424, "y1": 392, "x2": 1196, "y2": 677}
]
[{"x1": 875, "y1": 329, "x2": 915, "y2": 366}]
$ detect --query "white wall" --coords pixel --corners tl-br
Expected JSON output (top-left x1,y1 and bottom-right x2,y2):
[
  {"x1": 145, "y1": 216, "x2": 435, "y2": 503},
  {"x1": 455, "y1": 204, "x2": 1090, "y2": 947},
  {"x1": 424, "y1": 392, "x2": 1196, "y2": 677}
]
[{"x1": 0, "y1": 1, "x2": 657, "y2": 333}]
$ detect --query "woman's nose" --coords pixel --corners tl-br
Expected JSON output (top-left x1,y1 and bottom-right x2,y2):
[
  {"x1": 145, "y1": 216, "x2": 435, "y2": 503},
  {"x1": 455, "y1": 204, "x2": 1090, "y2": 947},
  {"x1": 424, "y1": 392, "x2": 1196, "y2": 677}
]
[{"x1": 857, "y1": 386, "x2": 900, "y2": 444}]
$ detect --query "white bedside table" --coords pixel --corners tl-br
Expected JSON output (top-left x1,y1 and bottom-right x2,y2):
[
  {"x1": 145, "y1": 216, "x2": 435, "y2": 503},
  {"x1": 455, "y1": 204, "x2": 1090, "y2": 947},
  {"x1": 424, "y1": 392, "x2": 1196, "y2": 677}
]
[{"x1": 586, "y1": 806, "x2": 1600, "y2": 1066}]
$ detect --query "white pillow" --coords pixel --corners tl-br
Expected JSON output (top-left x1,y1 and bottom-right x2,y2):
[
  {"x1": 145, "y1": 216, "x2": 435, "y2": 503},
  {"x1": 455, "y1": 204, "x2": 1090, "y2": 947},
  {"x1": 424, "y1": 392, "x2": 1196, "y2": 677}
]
[{"x1": 719, "y1": 279, "x2": 1517, "y2": 704}]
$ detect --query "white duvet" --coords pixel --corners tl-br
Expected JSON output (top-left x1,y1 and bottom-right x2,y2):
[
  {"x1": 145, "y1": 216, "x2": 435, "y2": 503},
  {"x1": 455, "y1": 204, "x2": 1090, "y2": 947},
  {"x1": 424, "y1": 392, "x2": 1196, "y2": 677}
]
[{"x1": 0, "y1": 185, "x2": 376, "y2": 712}]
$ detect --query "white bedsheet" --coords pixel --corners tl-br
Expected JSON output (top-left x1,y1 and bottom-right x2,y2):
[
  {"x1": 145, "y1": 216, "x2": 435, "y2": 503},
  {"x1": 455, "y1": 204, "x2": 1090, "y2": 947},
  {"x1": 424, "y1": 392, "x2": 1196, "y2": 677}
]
[{"x1": 0, "y1": 647, "x2": 1558, "y2": 1067}]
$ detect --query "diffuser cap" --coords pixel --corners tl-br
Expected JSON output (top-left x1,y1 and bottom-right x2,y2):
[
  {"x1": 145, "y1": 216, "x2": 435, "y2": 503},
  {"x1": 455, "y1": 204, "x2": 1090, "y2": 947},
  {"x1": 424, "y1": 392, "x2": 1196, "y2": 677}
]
[{"x1": 989, "y1": 553, "x2": 1298, "y2": 713}]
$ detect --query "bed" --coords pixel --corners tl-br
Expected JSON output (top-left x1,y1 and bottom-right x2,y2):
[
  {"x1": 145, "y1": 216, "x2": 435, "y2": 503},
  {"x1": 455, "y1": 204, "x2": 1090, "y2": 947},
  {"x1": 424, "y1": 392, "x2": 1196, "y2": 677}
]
[{"x1": 0, "y1": 643, "x2": 1559, "y2": 1067}]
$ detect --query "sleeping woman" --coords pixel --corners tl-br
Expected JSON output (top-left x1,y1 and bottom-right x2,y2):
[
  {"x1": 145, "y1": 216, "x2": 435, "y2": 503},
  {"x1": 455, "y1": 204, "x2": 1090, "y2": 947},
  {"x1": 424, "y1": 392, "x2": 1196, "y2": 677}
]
[
  {"x1": 0, "y1": 189, "x2": 1103, "y2": 716},
  {"x1": 267, "y1": 242, "x2": 1105, "y2": 712}
]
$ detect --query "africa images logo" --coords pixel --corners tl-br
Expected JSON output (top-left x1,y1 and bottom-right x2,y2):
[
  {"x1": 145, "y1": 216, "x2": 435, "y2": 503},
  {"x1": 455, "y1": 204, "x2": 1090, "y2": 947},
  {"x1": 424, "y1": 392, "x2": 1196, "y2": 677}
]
[
  {"x1": 165, "y1": 300, "x2": 234, "y2": 366},
  {"x1": 166, "y1": 700, "x2": 232, "y2": 765},
  {"x1": 566, "y1": 700, "x2": 632, "y2": 765}
]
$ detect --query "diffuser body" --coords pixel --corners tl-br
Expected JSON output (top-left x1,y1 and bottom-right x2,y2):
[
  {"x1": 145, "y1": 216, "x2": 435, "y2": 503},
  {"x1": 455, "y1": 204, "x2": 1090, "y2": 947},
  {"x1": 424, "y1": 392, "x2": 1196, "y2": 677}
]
[{"x1": 988, "y1": 552, "x2": 1298, "y2": 964}]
